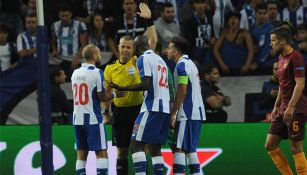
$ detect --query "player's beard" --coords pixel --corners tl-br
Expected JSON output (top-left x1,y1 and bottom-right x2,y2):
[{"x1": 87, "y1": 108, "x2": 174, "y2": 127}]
[{"x1": 271, "y1": 46, "x2": 282, "y2": 56}]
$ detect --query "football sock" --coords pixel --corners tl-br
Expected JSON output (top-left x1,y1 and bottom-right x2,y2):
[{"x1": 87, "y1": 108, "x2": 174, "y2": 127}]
[
  {"x1": 97, "y1": 158, "x2": 108, "y2": 175},
  {"x1": 116, "y1": 159, "x2": 128, "y2": 175},
  {"x1": 76, "y1": 160, "x2": 86, "y2": 175},
  {"x1": 173, "y1": 152, "x2": 186, "y2": 175},
  {"x1": 293, "y1": 152, "x2": 307, "y2": 175},
  {"x1": 268, "y1": 148, "x2": 293, "y2": 175},
  {"x1": 187, "y1": 152, "x2": 200, "y2": 175},
  {"x1": 152, "y1": 156, "x2": 164, "y2": 175},
  {"x1": 132, "y1": 152, "x2": 147, "y2": 175}
]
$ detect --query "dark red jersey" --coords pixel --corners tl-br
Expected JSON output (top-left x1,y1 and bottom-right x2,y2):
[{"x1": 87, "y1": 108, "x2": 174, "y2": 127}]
[{"x1": 278, "y1": 50, "x2": 307, "y2": 114}]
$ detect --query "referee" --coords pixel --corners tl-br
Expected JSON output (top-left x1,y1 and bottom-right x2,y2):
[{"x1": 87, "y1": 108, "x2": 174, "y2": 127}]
[{"x1": 103, "y1": 3, "x2": 157, "y2": 174}]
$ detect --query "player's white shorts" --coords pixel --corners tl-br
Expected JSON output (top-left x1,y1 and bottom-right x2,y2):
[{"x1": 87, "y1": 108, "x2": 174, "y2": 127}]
[
  {"x1": 131, "y1": 111, "x2": 169, "y2": 144},
  {"x1": 173, "y1": 120, "x2": 202, "y2": 152},
  {"x1": 74, "y1": 123, "x2": 107, "y2": 151}
]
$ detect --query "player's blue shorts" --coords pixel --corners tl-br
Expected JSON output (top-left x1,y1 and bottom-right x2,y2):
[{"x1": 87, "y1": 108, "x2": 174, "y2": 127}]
[
  {"x1": 74, "y1": 123, "x2": 107, "y2": 151},
  {"x1": 173, "y1": 120, "x2": 202, "y2": 152},
  {"x1": 131, "y1": 111, "x2": 170, "y2": 144}
]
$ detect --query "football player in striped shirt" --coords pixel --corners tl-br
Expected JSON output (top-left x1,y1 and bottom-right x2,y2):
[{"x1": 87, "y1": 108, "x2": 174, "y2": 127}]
[
  {"x1": 71, "y1": 45, "x2": 124, "y2": 175},
  {"x1": 167, "y1": 36, "x2": 206, "y2": 175}
]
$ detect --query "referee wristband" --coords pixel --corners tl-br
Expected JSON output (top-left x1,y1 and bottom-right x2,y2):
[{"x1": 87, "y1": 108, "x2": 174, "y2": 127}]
[
  {"x1": 145, "y1": 18, "x2": 154, "y2": 27},
  {"x1": 112, "y1": 92, "x2": 117, "y2": 98}
]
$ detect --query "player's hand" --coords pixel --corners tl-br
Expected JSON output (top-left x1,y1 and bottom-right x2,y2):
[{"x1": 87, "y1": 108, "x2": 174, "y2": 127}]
[
  {"x1": 221, "y1": 64, "x2": 230, "y2": 74},
  {"x1": 170, "y1": 114, "x2": 176, "y2": 128},
  {"x1": 103, "y1": 113, "x2": 112, "y2": 125},
  {"x1": 107, "y1": 81, "x2": 122, "y2": 90},
  {"x1": 137, "y1": 3, "x2": 151, "y2": 19},
  {"x1": 271, "y1": 106, "x2": 279, "y2": 121},
  {"x1": 240, "y1": 64, "x2": 250, "y2": 75},
  {"x1": 283, "y1": 106, "x2": 294, "y2": 124},
  {"x1": 115, "y1": 89, "x2": 126, "y2": 98}
]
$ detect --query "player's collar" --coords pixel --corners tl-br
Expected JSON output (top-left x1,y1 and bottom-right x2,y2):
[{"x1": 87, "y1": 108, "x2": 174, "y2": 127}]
[
  {"x1": 82, "y1": 63, "x2": 96, "y2": 67},
  {"x1": 144, "y1": 49, "x2": 154, "y2": 55},
  {"x1": 178, "y1": 54, "x2": 189, "y2": 61}
]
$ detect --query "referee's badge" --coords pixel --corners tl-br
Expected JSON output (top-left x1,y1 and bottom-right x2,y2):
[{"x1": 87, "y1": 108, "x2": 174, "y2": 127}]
[{"x1": 128, "y1": 67, "x2": 135, "y2": 75}]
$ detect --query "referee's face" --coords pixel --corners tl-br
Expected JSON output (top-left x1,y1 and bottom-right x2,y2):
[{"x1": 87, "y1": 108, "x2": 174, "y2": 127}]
[{"x1": 118, "y1": 39, "x2": 134, "y2": 61}]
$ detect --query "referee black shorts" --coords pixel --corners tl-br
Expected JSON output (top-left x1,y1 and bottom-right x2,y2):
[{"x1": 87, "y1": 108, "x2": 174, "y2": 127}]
[{"x1": 111, "y1": 103, "x2": 141, "y2": 148}]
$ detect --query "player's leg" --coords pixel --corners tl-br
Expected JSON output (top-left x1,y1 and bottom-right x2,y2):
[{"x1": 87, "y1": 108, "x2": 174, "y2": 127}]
[
  {"x1": 265, "y1": 116, "x2": 293, "y2": 175},
  {"x1": 112, "y1": 105, "x2": 139, "y2": 175},
  {"x1": 288, "y1": 114, "x2": 307, "y2": 175},
  {"x1": 130, "y1": 112, "x2": 148, "y2": 175},
  {"x1": 185, "y1": 120, "x2": 202, "y2": 175},
  {"x1": 74, "y1": 125, "x2": 88, "y2": 175},
  {"x1": 150, "y1": 144, "x2": 164, "y2": 175},
  {"x1": 172, "y1": 120, "x2": 188, "y2": 175},
  {"x1": 88, "y1": 123, "x2": 108, "y2": 175}
]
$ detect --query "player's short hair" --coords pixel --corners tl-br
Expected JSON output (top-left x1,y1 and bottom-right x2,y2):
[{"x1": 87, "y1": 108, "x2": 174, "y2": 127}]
[
  {"x1": 270, "y1": 27, "x2": 293, "y2": 44},
  {"x1": 170, "y1": 36, "x2": 189, "y2": 55},
  {"x1": 50, "y1": 66, "x2": 63, "y2": 83},
  {"x1": 120, "y1": 35, "x2": 134, "y2": 42},
  {"x1": 25, "y1": 12, "x2": 37, "y2": 19},
  {"x1": 82, "y1": 44, "x2": 98, "y2": 60}
]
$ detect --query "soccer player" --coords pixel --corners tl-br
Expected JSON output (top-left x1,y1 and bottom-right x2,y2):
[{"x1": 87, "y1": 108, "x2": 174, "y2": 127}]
[
  {"x1": 103, "y1": 3, "x2": 156, "y2": 175},
  {"x1": 109, "y1": 3, "x2": 170, "y2": 175},
  {"x1": 265, "y1": 27, "x2": 307, "y2": 175},
  {"x1": 71, "y1": 45, "x2": 123, "y2": 175},
  {"x1": 166, "y1": 36, "x2": 206, "y2": 175}
]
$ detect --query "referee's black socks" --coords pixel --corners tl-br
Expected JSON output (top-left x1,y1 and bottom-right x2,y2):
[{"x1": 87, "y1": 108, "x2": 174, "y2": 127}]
[{"x1": 116, "y1": 159, "x2": 128, "y2": 175}]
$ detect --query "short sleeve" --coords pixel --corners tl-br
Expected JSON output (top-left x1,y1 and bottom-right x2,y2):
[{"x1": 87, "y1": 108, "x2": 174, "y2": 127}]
[
  {"x1": 97, "y1": 70, "x2": 105, "y2": 93},
  {"x1": 137, "y1": 55, "x2": 151, "y2": 78},
  {"x1": 292, "y1": 52, "x2": 305, "y2": 78},
  {"x1": 176, "y1": 62, "x2": 187, "y2": 76}
]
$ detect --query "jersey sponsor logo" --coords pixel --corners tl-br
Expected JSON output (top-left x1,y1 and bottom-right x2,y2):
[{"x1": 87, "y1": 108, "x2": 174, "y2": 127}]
[{"x1": 162, "y1": 148, "x2": 222, "y2": 175}]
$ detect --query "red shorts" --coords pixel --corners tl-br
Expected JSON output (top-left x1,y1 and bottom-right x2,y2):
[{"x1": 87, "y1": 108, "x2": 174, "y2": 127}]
[{"x1": 269, "y1": 113, "x2": 307, "y2": 141}]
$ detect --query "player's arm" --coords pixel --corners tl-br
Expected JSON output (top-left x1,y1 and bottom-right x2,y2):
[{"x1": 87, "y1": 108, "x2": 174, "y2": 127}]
[
  {"x1": 110, "y1": 76, "x2": 151, "y2": 91},
  {"x1": 288, "y1": 77, "x2": 305, "y2": 108},
  {"x1": 137, "y1": 3, "x2": 158, "y2": 50},
  {"x1": 170, "y1": 76, "x2": 188, "y2": 127}
]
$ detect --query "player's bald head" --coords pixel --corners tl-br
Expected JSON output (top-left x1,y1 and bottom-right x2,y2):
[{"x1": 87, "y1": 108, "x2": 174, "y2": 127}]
[
  {"x1": 134, "y1": 35, "x2": 149, "y2": 56},
  {"x1": 82, "y1": 44, "x2": 99, "y2": 60}
]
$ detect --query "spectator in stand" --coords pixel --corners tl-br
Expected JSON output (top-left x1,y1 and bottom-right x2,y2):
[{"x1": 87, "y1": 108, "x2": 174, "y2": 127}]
[
  {"x1": 278, "y1": 0, "x2": 307, "y2": 30},
  {"x1": 182, "y1": 0, "x2": 215, "y2": 64},
  {"x1": 88, "y1": 13, "x2": 112, "y2": 67},
  {"x1": 213, "y1": 11, "x2": 254, "y2": 75},
  {"x1": 0, "y1": 0, "x2": 27, "y2": 38},
  {"x1": 51, "y1": 3, "x2": 88, "y2": 80},
  {"x1": 296, "y1": 23, "x2": 307, "y2": 43},
  {"x1": 251, "y1": 4, "x2": 273, "y2": 70},
  {"x1": 17, "y1": 13, "x2": 37, "y2": 60},
  {"x1": 212, "y1": 0, "x2": 234, "y2": 37},
  {"x1": 50, "y1": 66, "x2": 73, "y2": 124},
  {"x1": 154, "y1": 2, "x2": 181, "y2": 54},
  {"x1": 240, "y1": 0, "x2": 263, "y2": 30},
  {"x1": 259, "y1": 62, "x2": 279, "y2": 114},
  {"x1": 0, "y1": 23, "x2": 19, "y2": 72},
  {"x1": 25, "y1": 0, "x2": 37, "y2": 14},
  {"x1": 266, "y1": 0, "x2": 281, "y2": 28},
  {"x1": 200, "y1": 64, "x2": 231, "y2": 123},
  {"x1": 107, "y1": 0, "x2": 146, "y2": 59}
]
